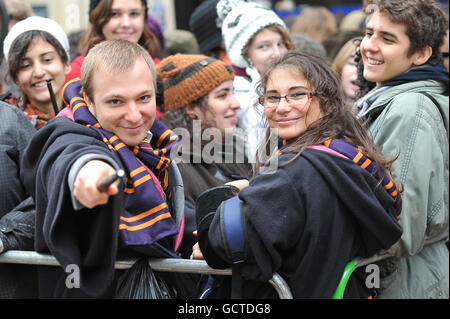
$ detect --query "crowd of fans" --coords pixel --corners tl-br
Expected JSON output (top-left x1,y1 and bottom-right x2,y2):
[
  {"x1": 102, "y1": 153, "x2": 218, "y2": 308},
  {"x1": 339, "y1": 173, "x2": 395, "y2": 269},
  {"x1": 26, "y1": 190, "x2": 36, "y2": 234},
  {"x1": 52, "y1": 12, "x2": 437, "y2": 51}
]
[{"x1": 0, "y1": 0, "x2": 448, "y2": 300}]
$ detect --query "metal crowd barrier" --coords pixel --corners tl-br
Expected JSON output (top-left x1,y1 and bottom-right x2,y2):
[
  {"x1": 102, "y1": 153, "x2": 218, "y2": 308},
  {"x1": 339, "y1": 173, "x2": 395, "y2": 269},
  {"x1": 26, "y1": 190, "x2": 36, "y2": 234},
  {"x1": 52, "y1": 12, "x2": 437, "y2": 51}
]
[
  {"x1": 0, "y1": 250, "x2": 293, "y2": 299},
  {"x1": 1, "y1": 234, "x2": 447, "y2": 299}
]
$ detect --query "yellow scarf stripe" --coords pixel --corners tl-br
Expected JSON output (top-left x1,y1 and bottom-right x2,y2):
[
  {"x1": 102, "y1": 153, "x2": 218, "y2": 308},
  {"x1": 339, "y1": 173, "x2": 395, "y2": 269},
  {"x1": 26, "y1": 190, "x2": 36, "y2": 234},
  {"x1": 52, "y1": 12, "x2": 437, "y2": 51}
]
[
  {"x1": 154, "y1": 148, "x2": 167, "y2": 156},
  {"x1": 163, "y1": 171, "x2": 169, "y2": 189},
  {"x1": 156, "y1": 136, "x2": 178, "y2": 155},
  {"x1": 134, "y1": 174, "x2": 151, "y2": 187},
  {"x1": 70, "y1": 96, "x2": 84, "y2": 106},
  {"x1": 113, "y1": 142, "x2": 127, "y2": 151},
  {"x1": 360, "y1": 158, "x2": 372, "y2": 169},
  {"x1": 62, "y1": 77, "x2": 81, "y2": 105},
  {"x1": 130, "y1": 166, "x2": 146, "y2": 178},
  {"x1": 352, "y1": 152, "x2": 364, "y2": 164},
  {"x1": 119, "y1": 212, "x2": 172, "y2": 231},
  {"x1": 169, "y1": 135, "x2": 178, "y2": 143},
  {"x1": 119, "y1": 202, "x2": 167, "y2": 223},
  {"x1": 156, "y1": 156, "x2": 169, "y2": 170},
  {"x1": 156, "y1": 130, "x2": 172, "y2": 147},
  {"x1": 109, "y1": 136, "x2": 119, "y2": 144},
  {"x1": 72, "y1": 102, "x2": 87, "y2": 114},
  {"x1": 384, "y1": 180, "x2": 394, "y2": 190},
  {"x1": 390, "y1": 188, "x2": 399, "y2": 197}
]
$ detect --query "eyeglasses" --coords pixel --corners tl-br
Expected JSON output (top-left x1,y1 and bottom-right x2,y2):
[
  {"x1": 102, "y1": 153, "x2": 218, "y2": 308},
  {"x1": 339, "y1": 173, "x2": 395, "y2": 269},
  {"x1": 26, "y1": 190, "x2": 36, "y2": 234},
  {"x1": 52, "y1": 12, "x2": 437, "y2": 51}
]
[
  {"x1": 442, "y1": 52, "x2": 449, "y2": 58},
  {"x1": 258, "y1": 91, "x2": 318, "y2": 108}
]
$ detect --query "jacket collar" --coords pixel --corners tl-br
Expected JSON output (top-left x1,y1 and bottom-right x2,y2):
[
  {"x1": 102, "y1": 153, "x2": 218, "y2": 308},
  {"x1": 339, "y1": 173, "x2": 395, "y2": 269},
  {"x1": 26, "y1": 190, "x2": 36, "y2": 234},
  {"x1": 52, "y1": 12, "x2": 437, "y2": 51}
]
[
  {"x1": 355, "y1": 63, "x2": 449, "y2": 116},
  {"x1": 355, "y1": 78, "x2": 447, "y2": 118}
]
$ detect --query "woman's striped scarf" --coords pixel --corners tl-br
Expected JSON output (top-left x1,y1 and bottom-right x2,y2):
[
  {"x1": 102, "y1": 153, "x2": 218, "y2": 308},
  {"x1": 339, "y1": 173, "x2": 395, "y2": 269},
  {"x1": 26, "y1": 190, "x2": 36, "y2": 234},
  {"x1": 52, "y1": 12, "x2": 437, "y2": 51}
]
[
  {"x1": 277, "y1": 138, "x2": 402, "y2": 220},
  {"x1": 63, "y1": 79, "x2": 180, "y2": 247}
]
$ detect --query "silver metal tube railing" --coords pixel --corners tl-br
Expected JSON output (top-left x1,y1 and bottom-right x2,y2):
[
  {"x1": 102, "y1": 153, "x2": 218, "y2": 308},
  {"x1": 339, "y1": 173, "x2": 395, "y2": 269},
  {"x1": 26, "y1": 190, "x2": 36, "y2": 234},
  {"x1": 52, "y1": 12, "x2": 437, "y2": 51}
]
[{"x1": 0, "y1": 250, "x2": 293, "y2": 299}]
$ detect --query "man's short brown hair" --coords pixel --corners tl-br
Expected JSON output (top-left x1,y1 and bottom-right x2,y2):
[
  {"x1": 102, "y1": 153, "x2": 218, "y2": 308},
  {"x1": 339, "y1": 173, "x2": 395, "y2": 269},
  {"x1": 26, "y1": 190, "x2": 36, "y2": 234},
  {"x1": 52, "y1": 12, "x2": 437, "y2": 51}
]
[{"x1": 81, "y1": 39, "x2": 156, "y2": 101}]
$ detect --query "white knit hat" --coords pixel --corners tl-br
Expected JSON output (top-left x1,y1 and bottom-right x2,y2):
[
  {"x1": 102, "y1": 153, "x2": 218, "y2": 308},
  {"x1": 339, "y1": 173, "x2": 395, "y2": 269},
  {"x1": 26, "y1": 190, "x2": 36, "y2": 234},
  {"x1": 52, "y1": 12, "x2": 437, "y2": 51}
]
[
  {"x1": 3, "y1": 16, "x2": 70, "y2": 61},
  {"x1": 216, "y1": 0, "x2": 286, "y2": 68}
]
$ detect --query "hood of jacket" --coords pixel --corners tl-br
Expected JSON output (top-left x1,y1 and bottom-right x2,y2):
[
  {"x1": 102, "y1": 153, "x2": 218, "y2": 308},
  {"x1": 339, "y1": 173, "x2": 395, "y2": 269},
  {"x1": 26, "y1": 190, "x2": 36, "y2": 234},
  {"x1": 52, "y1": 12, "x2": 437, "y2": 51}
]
[{"x1": 299, "y1": 148, "x2": 403, "y2": 257}]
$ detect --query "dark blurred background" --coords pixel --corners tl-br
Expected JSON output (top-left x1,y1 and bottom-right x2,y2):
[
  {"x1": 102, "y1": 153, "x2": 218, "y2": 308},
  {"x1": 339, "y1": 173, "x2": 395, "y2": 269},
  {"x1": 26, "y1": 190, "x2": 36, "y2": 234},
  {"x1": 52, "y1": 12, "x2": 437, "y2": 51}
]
[{"x1": 175, "y1": 0, "x2": 364, "y2": 30}]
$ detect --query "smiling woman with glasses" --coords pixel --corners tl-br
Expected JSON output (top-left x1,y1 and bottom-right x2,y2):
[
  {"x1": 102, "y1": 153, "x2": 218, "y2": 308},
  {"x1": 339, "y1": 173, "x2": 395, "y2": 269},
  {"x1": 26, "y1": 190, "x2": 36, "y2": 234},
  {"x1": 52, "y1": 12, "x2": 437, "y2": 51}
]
[
  {"x1": 195, "y1": 50, "x2": 403, "y2": 299},
  {"x1": 255, "y1": 50, "x2": 397, "y2": 171}
]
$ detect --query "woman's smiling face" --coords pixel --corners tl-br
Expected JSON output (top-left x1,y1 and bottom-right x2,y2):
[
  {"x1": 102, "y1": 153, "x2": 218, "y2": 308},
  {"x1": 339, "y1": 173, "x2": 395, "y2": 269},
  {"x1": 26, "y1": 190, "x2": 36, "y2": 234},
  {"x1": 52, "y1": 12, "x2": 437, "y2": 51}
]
[
  {"x1": 246, "y1": 28, "x2": 288, "y2": 74},
  {"x1": 101, "y1": 0, "x2": 145, "y2": 43},
  {"x1": 263, "y1": 68, "x2": 323, "y2": 140},
  {"x1": 188, "y1": 80, "x2": 241, "y2": 137},
  {"x1": 16, "y1": 37, "x2": 70, "y2": 112}
]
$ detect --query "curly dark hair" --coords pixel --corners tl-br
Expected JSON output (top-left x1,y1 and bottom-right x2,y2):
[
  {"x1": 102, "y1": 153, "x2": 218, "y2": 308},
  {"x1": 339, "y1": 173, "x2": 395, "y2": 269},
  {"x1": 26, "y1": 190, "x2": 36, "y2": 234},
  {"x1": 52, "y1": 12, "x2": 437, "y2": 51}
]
[{"x1": 354, "y1": 42, "x2": 376, "y2": 100}]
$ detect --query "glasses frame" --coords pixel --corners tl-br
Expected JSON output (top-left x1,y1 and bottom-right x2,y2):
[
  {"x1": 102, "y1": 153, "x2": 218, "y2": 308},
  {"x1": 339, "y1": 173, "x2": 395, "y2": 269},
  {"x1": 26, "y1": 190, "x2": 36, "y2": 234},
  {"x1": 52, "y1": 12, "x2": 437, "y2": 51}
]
[{"x1": 259, "y1": 91, "x2": 319, "y2": 108}]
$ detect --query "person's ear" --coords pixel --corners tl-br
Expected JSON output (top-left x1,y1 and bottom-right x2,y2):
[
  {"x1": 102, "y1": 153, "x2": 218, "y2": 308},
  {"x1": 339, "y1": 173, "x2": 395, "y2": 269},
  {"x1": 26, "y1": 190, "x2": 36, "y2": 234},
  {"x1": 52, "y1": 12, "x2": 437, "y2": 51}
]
[
  {"x1": 83, "y1": 91, "x2": 95, "y2": 115},
  {"x1": 186, "y1": 106, "x2": 199, "y2": 120},
  {"x1": 64, "y1": 62, "x2": 71, "y2": 75},
  {"x1": 412, "y1": 45, "x2": 433, "y2": 66}
]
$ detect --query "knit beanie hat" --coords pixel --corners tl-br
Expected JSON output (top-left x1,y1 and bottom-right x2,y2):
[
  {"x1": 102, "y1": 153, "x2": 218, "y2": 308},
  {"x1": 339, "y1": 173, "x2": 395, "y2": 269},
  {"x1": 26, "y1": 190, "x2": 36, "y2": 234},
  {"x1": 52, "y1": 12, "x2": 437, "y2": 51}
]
[
  {"x1": 3, "y1": 16, "x2": 70, "y2": 61},
  {"x1": 89, "y1": 0, "x2": 148, "y2": 21},
  {"x1": 189, "y1": 0, "x2": 222, "y2": 55},
  {"x1": 216, "y1": 0, "x2": 286, "y2": 68},
  {"x1": 157, "y1": 54, "x2": 234, "y2": 111}
]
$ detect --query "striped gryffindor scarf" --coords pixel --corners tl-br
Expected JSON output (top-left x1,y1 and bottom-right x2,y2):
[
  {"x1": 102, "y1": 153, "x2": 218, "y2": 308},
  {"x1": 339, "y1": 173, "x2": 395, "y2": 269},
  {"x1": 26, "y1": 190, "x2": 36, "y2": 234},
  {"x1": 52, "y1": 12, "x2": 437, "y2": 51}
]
[
  {"x1": 63, "y1": 79, "x2": 179, "y2": 247},
  {"x1": 277, "y1": 137, "x2": 402, "y2": 220}
]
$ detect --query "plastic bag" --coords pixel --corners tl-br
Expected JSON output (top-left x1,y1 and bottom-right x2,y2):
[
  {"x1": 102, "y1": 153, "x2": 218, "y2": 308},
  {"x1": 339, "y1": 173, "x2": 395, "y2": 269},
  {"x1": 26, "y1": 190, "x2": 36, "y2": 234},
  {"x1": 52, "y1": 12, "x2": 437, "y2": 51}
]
[{"x1": 115, "y1": 258, "x2": 174, "y2": 299}]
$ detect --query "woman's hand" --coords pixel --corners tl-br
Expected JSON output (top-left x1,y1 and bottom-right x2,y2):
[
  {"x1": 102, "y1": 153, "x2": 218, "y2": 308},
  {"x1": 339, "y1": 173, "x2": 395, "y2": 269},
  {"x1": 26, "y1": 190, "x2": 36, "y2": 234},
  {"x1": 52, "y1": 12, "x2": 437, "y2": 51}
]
[
  {"x1": 225, "y1": 179, "x2": 249, "y2": 191},
  {"x1": 191, "y1": 242, "x2": 204, "y2": 260},
  {"x1": 73, "y1": 160, "x2": 119, "y2": 208}
]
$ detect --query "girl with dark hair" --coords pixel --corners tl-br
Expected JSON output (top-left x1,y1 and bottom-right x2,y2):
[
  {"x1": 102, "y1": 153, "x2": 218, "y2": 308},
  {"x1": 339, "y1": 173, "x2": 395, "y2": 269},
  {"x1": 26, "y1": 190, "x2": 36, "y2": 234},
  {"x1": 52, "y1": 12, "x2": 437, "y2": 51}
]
[
  {"x1": 194, "y1": 51, "x2": 403, "y2": 298},
  {"x1": 157, "y1": 53, "x2": 252, "y2": 258},
  {"x1": 2, "y1": 16, "x2": 71, "y2": 130}
]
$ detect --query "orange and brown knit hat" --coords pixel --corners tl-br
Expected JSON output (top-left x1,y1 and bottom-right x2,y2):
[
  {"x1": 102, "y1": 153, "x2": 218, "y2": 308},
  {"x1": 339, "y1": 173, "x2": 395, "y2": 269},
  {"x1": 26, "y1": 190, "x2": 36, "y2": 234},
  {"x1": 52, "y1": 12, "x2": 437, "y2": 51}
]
[{"x1": 157, "y1": 54, "x2": 234, "y2": 111}]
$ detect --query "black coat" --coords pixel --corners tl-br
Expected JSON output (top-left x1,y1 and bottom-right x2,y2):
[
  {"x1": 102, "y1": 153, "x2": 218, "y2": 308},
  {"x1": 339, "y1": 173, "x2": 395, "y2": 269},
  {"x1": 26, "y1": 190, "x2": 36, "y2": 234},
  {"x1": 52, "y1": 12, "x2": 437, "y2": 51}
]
[
  {"x1": 21, "y1": 117, "x2": 201, "y2": 298},
  {"x1": 176, "y1": 137, "x2": 252, "y2": 258},
  {"x1": 198, "y1": 148, "x2": 403, "y2": 298},
  {"x1": 20, "y1": 117, "x2": 126, "y2": 298}
]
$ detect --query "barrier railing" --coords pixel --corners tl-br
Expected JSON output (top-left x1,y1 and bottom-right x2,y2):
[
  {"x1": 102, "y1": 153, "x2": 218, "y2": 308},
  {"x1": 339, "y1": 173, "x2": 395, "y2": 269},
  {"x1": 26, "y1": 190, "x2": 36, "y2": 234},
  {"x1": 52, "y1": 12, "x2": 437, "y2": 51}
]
[
  {"x1": 0, "y1": 250, "x2": 293, "y2": 299},
  {"x1": 1, "y1": 234, "x2": 447, "y2": 299}
]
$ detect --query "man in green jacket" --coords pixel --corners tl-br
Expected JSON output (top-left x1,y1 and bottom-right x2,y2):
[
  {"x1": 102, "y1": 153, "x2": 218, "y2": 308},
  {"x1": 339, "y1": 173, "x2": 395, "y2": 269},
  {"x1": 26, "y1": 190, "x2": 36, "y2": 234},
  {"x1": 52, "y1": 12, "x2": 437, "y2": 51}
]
[{"x1": 355, "y1": 0, "x2": 448, "y2": 298}]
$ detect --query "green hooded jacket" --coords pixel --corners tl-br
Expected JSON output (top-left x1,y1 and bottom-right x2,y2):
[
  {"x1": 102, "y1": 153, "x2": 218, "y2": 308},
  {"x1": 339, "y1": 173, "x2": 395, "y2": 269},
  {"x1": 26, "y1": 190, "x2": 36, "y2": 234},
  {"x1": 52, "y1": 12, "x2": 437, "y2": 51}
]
[{"x1": 355, "y1": 79, "x2": 449, "y2": 299}]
